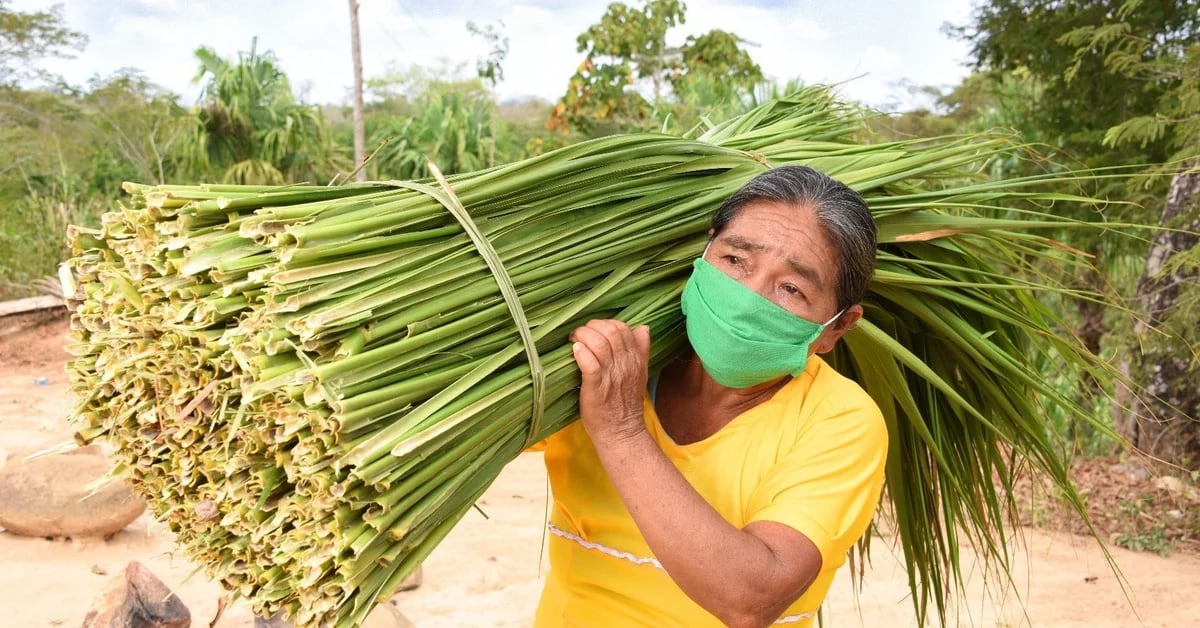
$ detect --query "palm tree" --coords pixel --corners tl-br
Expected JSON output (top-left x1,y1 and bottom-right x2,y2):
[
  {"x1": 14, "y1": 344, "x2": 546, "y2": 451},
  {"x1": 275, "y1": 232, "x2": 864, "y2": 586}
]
[
  {"x1": 185, "y1": 39, "x2": 339, "y2": 185},
  {"x1": 367, "y1": 87, "x2": 504, "y2": 180}
]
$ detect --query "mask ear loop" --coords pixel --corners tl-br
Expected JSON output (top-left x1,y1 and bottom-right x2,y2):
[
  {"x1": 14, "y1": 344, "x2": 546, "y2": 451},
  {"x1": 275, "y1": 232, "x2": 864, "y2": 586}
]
[{"x1": 822, "y1": 307, "x2": 847, "y2": 327}]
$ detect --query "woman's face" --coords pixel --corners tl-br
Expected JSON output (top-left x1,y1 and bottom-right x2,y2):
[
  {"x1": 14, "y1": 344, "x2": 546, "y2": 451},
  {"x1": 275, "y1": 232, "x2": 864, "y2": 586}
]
[{"x1": 703, "y1": 199, "x2": 841, "y2": 325}]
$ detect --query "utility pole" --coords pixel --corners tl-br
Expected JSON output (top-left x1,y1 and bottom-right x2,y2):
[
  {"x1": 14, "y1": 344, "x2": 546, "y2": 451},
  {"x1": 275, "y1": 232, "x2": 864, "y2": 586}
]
[{"x1": 348, "y1": 0, "x2": 366, "y2": 181}]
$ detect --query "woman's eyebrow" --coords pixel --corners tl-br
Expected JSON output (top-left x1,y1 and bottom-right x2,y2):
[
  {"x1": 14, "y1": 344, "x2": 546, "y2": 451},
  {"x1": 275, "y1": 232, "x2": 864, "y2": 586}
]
[
  {"x1": 786, "y1": 257, "x2": 824, "y2": 289},
  {"x1": 722, "y1": 234, "x2": 825, "y2": 288},
  {"x1": 723, "y1": 234, "x2": 766, "y2": 252}
]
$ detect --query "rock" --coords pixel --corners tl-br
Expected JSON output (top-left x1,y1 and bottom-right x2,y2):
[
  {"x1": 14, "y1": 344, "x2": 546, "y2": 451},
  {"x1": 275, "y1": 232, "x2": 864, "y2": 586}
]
[
  {"x1": 1152, "y1": 475, "x2": 1185, "y2": 495},
  {"x1": 1109, "y1": 462, "x2": 1150, "y2": 482},
  {"x1": 254, "y1": 613, "x2": 289, "y2": 627},
  {"x1": 0, "y1": 445, "x2": 145, "y2": 538},
  {"x1": 81, "y1": 561, "x2": 190, "y2": 628}
]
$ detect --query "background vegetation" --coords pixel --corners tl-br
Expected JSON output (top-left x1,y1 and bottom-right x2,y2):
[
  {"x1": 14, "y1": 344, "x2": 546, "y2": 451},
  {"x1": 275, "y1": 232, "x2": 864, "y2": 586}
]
[{"x1": 1, "y1": 0, "x2": 1197, "y2": 542}]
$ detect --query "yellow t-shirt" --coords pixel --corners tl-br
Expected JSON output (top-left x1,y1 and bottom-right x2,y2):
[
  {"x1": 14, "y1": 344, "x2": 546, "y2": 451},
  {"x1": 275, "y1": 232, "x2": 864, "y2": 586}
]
[{"x1": 534, "y1": 355, "x2": 888, "y2": 627}]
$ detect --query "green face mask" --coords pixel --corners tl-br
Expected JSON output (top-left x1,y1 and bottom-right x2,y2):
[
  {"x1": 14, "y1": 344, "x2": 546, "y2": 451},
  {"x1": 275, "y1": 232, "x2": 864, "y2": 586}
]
[{"x1": 680, "y1": 257, "x2": 842, "y2": 389}]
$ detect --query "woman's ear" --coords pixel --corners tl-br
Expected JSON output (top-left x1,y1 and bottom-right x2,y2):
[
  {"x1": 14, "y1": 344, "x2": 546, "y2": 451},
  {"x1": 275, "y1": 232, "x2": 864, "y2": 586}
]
[{"x1": 814, "y1": 304, "x2": 863, "y2": 354}]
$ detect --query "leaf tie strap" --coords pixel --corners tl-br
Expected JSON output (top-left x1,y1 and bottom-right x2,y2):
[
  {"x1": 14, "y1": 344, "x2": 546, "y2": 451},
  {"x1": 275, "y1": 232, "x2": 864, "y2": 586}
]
[{"x1": 383, "y1": 164, "x2": 546, "y2": 449}]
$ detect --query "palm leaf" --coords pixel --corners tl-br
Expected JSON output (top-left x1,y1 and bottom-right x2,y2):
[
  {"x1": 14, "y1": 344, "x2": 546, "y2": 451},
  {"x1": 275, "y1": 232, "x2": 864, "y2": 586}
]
[{"x1": 63, "y1": 86, "x2": 1132, "y2": 626}]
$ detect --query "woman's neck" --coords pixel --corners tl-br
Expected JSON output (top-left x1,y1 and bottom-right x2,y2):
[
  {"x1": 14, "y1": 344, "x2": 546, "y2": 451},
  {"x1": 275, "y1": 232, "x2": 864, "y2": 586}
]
[{"x1": 656, "y1": 350, "x2": 790, "y2": 444}]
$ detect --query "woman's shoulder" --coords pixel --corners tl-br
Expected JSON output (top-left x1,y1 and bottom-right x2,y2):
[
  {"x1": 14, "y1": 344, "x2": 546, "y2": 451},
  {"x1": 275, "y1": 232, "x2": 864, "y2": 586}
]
[
  {"x1": 785, "y1": 356, "x2": 878, "y2": 410},
  {"x1": 774, "y1": 356, "x2": 886, "y2": 439}
]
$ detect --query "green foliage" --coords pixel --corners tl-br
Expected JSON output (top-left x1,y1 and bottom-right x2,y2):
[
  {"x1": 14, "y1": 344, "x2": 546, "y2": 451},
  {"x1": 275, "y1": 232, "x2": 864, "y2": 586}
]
[
  {"x1": 1055, "y1": 1, "x2": 1200, "y2": 160},
  {"x1": 949, "y1": 0, "x2": 1198, "y2": 361},
  {"x1": 0, "y1": 71, "x2": 194, "y2": 296},
  {"x1": 0, "y1": 175, "x2": 106, "y2": 297},
  {"x1": 577, "y1": 0, "x2": 685, "y2": 92},
  {"x1": 187, "y1": 39, "x2": 340, "y2": 184},
  {"x1": 367, "y1": 88, "x2": 502, "y2": 179},
  {"x1": 0, "y1": 0, "x2": 86, "y2": 85},
  {"x1": 659, "y1": 77, "x2": 804, "y2": 137},
  {"x1": 548, "y1": 0, "x2": 762, "y2": 135},
  {"x1": 871, "y1": 72, "x2": 1045, "y2": 142},
  {"x1": 954, "y1": 0, "x2": 1199, "y2": 167},
  {"x1": 1113, "y1": 492, "x2": 1177, "y2": 556},
  {"x1": 1, "y1": 38, "x2": 348, "y2": 296},
  {"x1": 674, "y1": 29, "x2": 763, "y2": 92},
  {"x1": 952, "y1": 0, "x2": 1200, "y2": 464},
  {"x1": 466, "y1": 21, "x2": 509, "y2": 87},
  {"x1": 80, "y1": 71, "x2": 194, "y2": 184}
]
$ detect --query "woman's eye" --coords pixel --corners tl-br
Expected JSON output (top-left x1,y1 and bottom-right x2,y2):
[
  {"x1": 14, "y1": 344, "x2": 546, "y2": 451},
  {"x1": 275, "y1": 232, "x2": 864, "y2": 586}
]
[{"x1": 782, "y1": 284, "x2": 805, "y2": 299}]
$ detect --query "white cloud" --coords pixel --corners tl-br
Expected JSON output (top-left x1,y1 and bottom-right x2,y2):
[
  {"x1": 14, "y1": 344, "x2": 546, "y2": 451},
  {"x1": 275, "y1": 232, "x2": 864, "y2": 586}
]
[
  {"x1": 132, "y1": 0, "x2": 177, "y2": 8},
  {"x1": 508, "y1": 4, "x2": 555, "y2": 29},
  {"x1": 787, "y1": 18, "x2": 829, "y2": 43},
  {"x1": 9, "y1": 0, "x2": 974, "y2": 110},
  {"x1": 860, "y1": 45, "x2": 902, "y2": 72}
]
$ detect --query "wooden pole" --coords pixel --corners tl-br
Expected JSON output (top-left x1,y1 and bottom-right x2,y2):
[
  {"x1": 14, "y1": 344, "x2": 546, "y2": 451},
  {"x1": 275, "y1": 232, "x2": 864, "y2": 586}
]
[{"x1": 349, "y1": 0, "x2": 367, "y2": 182}]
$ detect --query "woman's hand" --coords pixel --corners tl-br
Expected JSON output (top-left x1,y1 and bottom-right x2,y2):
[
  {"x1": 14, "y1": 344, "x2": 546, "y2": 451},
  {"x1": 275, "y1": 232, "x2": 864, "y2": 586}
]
[{"x1": 569, "y1": 319, "x2": 651, "y2": 447}]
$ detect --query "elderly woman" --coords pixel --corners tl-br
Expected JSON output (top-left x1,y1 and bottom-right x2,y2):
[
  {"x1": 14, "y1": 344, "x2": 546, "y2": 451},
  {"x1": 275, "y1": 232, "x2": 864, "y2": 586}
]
[{"x1": 534, "y1": 166, "x2": 888, "y2": 627}]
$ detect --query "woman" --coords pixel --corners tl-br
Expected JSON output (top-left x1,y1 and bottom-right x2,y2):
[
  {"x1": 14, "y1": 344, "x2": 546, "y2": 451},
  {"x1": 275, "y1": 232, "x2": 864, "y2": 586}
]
[{"x1": 534, "y1": 166, "x2": 888, "y2": 628}]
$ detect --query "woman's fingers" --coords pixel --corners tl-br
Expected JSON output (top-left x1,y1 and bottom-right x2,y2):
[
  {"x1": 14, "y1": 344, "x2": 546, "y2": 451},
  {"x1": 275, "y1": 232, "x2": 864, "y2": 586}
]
[
  {"x1": 572, "y1": 324, "x2": 615, "y2": 366},
  {"x1": 571, "y1": 320, "x2": 649, "y2": 381},
  {"x1": 586, "y1": 319, "x2": 631, "y2": 357},
  {"x1": 633, "y1": 325, "x2": 651, "y2": 361},
  {"x1": 572, "y1": 320, "x2": 651, "y2": 443},
  {"x1": 571, "y1": 341, "x2": 602, "y2": 376}
]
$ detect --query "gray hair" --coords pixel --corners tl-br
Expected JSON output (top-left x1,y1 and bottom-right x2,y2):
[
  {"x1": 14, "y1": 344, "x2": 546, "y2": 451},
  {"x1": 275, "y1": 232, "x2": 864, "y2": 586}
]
[{"x1": 711, "y1": 166, "x2": 876, "y2": 310}]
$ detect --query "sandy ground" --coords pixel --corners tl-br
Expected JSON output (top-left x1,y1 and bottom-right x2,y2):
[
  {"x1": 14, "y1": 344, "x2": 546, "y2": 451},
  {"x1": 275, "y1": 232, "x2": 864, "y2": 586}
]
[{"x1": 1, "y1": 314, "x2": 1198, "y2": 627}]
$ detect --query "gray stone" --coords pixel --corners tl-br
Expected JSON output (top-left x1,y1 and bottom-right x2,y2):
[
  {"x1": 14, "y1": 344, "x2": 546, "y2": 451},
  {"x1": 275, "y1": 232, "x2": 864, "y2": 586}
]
[
  {"x1": 1109, "y1": 462, "x2": 1150, "y2": 482},
  {"x1": 1152, "y1": 475, "x2": 1186, "y2": 495},
  {"x1": 0, "y1": 445, "x2": 145, "y2": 538},
  {"x1": 81, "y1": 561, "x2": 190, "y2": 628}
]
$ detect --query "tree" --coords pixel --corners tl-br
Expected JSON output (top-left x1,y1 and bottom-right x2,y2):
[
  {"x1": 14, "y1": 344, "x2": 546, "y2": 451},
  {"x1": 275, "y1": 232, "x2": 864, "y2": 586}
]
[
  {"x1": 1118, "y1": 161, "x2": 1200, "y2": 466},
  {"x1": 547, "y1": 0, "x2": 762, "y2": 134},
  {"x1": 548, "y1": 0, "x2": 684, "y2": 133},
  {"x1": 870, "y1": 72, "x2": 1044, "y2": 144},
  {"x1": 81, "y1": 71, "x2": 192, "y2": 185},
  {"x1": 958, "y1": 0, "x2": 1200, "y2": 465},
  {"x1": 1062, "y1": 0, "x2": 1200, "y2": 466},
  {"x1": 366, "y1": 77, "x2": 506, "y2": 179},
  {"x1": 672, "y1": 29, "x2": 762, "y2": 92},
  {"x1": 187, "y1": 39, "x2": 338, "y2": 184},
  {"x1": 0, "y1": 72, "x2": 188, "y2": 296},
  {"x1": 0, "y1": 0, "x2": 86, "y2": 85},
  {"x1": 954, "y1": 0, "x2": 1198, "y2": 166},
  {"x1": 348, "y1": 0, "x2": 366, "y2": 182},
  {"x1": 953, "y1": 0, "x2": 1199, "y2": 365},
  {"x1": 1057, "y1": 0, "x2": 1200, "y2": 159},
  {"x1": 466, "y1": 21, "x2": 509, "y2": 87}
]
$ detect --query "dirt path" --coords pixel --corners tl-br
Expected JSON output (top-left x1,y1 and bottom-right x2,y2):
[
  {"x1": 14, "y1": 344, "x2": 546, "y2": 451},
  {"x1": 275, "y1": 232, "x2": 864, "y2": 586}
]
[{"x1": 1, "y1": 315, "x2": 1197, "y2": 627}]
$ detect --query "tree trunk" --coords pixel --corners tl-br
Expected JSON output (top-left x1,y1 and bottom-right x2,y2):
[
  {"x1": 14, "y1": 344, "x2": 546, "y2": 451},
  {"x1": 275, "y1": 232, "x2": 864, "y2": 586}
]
[
  {"x1": 348, "y1": 0, "x2": 367, "y2": 182},
  {"x1": 1116, "y1": 161, "x2": 1200, "y2": 468}
]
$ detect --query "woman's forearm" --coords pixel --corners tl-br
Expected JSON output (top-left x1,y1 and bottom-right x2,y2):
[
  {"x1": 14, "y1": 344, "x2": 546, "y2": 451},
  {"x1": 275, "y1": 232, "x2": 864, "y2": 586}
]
[{"x1": 589, "y1": 427, "x2": 819, "y2": 628}]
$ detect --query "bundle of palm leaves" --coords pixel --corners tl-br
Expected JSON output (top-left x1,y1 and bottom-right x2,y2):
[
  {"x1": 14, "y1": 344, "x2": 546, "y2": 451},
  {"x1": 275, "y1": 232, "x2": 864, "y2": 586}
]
[{"x1": 62, "y1": 87, "x2": 1118, "y2": 626}]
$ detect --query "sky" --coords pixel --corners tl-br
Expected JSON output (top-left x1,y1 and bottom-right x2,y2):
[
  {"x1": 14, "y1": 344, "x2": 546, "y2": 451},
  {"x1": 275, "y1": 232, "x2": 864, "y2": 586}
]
[{"x1": 14, "y1": 0, "x2": 979, "y2": 110}]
